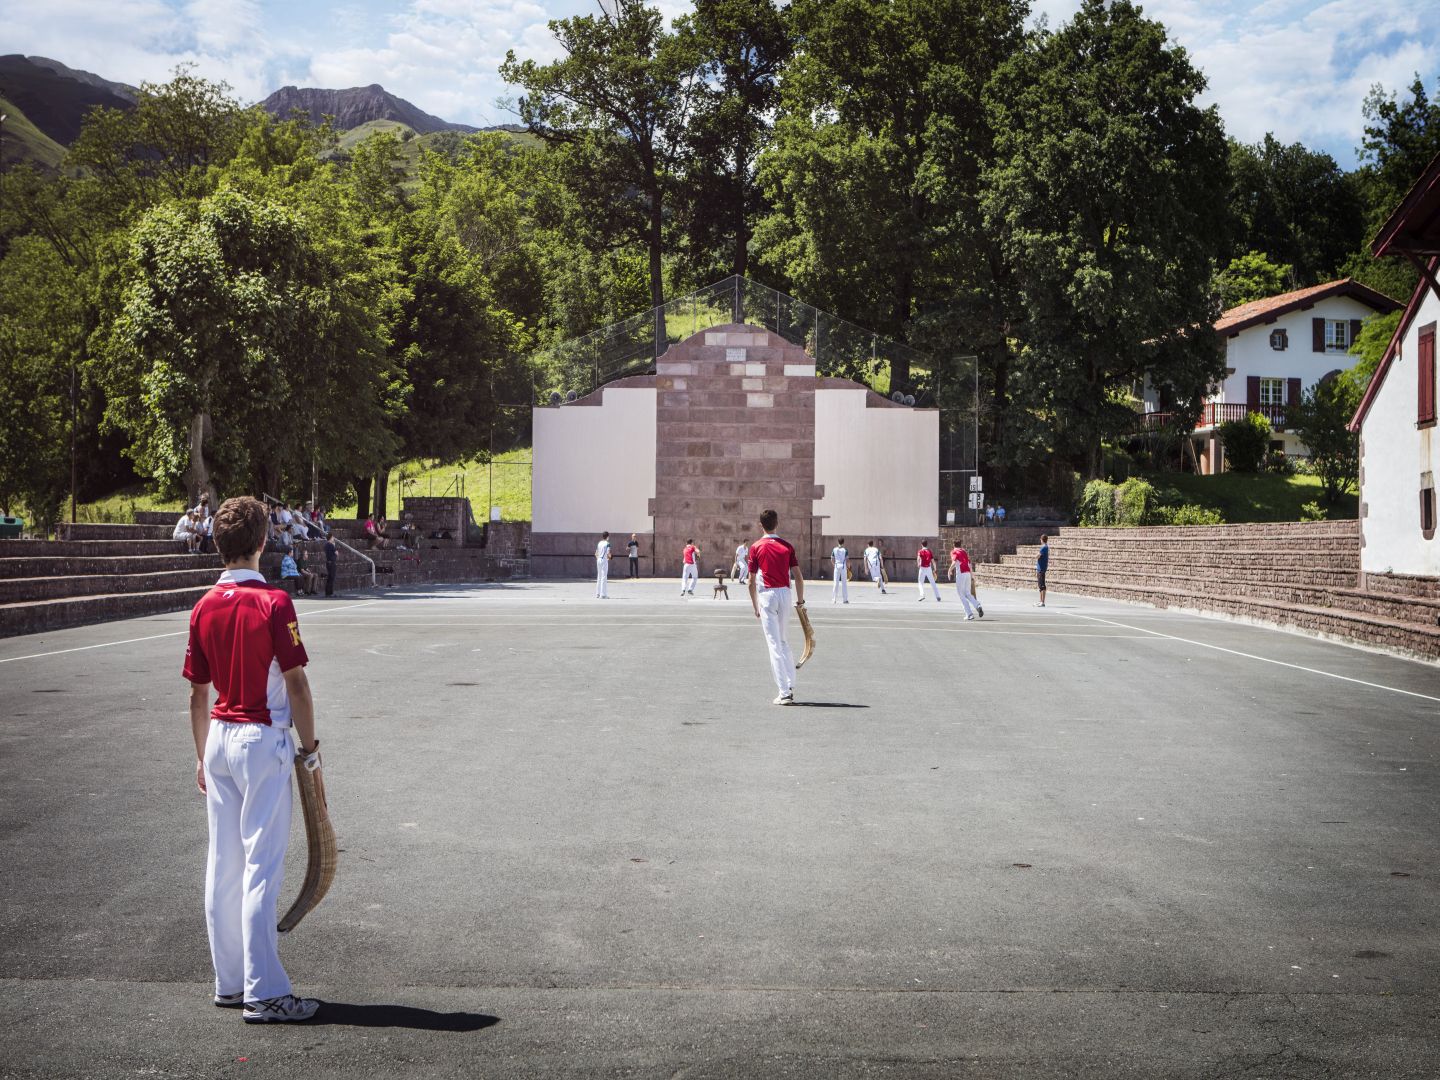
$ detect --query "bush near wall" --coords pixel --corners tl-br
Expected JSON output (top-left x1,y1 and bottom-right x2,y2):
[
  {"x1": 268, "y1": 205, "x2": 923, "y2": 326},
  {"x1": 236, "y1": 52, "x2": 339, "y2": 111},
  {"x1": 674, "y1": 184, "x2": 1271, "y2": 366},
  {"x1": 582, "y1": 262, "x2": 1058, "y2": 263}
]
[
  {"x1": 1217, "y1": 412, "x2": 1272, "y2": 473},
  {"x1": 1078, "y1": 478, "x2": 1223, "y2": 527}
]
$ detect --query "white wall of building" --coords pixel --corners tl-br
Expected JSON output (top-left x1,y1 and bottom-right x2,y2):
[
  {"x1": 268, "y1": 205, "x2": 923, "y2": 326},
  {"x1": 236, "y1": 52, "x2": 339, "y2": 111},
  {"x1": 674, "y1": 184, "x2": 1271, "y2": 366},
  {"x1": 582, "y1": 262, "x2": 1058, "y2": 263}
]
[
  {"x1": 1360, "y1": 288, "x2": 1440, "y2": 578},
  {"x1": 532, "y1": 388, "x2": 657, "y2": 533},
  {"x1": 813, "y1": 388, "x2": 939, "y2": 538},
  {"x1": 1217, "y1": 294, "x2": 1379, "y2": 405}
]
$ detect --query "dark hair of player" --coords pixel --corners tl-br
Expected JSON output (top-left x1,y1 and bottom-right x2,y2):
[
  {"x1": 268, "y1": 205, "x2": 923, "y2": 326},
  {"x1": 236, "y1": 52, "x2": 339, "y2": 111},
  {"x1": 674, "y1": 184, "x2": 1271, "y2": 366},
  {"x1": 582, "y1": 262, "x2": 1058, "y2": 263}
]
[
  {"x1": 213, "y1": 496, "x2": 269, "y2": 564},
  {"x1": 759, "y1": 509, "x2": 778, "y2": 531}
]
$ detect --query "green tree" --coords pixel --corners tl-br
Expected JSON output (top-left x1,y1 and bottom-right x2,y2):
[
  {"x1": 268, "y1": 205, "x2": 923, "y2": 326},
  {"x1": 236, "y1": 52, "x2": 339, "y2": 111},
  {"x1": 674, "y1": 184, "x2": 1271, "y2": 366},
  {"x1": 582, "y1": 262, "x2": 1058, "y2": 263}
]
[
  {"x1": 672, "y1": 0, "x2": 791, "y2": 279},
  {"x1": 757, "y1": 0, "x2": 1028, "y2": 392},
  {"x1": 502, "y1": 0, "x2": 704, "y2": 327},
  {"x1": 1289, "y1": 376, "x2": 1361, "y2": 502},
  {"x1": 981, "y1": 0, "x2": 1229, "y2": 476},
  {"x1": 1217, "y1": 412, "x2": 1271, "y2": 473},
  {"x1": 98, "y1": 188, "x2": 394, "y2": 503},
  {"x1": 1225, "y1": 136, "x2": 1364, "y2": 285},
  {"x1": 1215, "y1": 250, "x2": 1292, "y2": 308}
]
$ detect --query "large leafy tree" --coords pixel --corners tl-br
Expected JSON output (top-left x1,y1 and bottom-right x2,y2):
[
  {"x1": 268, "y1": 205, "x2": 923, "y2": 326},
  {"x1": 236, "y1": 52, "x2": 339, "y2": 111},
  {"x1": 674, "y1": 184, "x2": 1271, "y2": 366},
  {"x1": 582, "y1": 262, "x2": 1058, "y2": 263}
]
[
  {"x1": 1289, "y1": 376, "x2": 1361, "y2": 503},
  {"x1": 1226, "y1": 135, "x2": 1364, "y2": 287},
  {"x1": 98, "y1": 188, "x2": 393, "y2": 503},
  {"x1": 502, "y1": 0, "x2": 704, "y2": 326},
  {"x1": 982, "y1": 0, "x2": 1229, "y2": 477},
  {"x1": 757, "y1": 0, "x2": 1027, "y2": 396},
  {"x1": 672, "y1": 0, "x2": 791, "y2": 280}
]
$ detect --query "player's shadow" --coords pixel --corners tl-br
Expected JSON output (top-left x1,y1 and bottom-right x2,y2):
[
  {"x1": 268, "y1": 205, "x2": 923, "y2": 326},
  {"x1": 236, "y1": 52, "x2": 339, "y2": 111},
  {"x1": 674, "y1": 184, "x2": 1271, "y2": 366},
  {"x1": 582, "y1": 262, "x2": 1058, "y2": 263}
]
[
  {"x1": 311, "y1": 1001, "x2": 499, "y2": 1031},
  {"x1": 790, "y1": 701, "x2": 869, "y2": 709}
]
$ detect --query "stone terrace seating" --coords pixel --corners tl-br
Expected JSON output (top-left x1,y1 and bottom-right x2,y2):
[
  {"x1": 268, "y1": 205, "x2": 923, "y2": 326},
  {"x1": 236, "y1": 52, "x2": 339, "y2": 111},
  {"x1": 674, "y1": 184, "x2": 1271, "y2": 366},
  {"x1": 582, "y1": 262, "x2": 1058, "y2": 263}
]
[
  {"x1": 978, "y1": 520, "x2": 1440, "y2": 661},
  {"x1": 0, "y1": 520, "x2": 531, "y2": 638},
  {"x1": 0, "y1": 534, "x2": 381, "y2": 638}
]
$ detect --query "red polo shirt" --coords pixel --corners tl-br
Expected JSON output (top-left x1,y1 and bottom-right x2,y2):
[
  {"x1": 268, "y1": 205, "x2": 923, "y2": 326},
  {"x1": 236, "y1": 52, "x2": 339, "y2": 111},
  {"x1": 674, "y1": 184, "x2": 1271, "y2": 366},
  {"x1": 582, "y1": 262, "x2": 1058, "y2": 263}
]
[
  {"x1": 951, "y1": 548, "x2": 971, "y2": 574},
  {"x1": 183, "y1": 569, "x2": 309, "y2": 726},
  {"x1": 917, "y1": 548, "x2": 934, "y2": 569},
  {"x1": 748, "y1": 535, "x2": 798, "y2": 590},
  {"x1": 683, "y1": 544, "x2": 698, "y2": 565}
]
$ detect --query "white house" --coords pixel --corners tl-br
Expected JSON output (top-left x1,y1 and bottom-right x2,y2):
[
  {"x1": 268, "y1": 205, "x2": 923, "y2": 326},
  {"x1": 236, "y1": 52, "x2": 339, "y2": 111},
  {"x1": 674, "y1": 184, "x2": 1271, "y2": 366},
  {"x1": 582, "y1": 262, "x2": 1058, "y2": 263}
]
[
  {"x1": 1145, "y1": 279, "x2": 1400, "y2": 473},
  {"x1": 1350, "y1": 151, "x2": 1440, "y2": 584}
]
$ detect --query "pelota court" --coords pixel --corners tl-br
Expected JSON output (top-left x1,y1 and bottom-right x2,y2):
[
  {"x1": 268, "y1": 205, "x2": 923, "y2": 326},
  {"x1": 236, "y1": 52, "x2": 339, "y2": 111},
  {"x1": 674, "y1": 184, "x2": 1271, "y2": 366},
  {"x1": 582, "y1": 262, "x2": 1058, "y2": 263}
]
[{"x1": 1, "y1": 579, "x2": 1437, "y2": 1079}]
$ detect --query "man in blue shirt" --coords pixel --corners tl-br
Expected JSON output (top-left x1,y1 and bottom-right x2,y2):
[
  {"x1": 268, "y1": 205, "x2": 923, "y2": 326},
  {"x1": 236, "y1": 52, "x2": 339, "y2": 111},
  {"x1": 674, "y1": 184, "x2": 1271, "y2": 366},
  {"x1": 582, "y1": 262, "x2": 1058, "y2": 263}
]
[{"x1": 1035, "y1": 535, "x2": 1049, "y2": 607}]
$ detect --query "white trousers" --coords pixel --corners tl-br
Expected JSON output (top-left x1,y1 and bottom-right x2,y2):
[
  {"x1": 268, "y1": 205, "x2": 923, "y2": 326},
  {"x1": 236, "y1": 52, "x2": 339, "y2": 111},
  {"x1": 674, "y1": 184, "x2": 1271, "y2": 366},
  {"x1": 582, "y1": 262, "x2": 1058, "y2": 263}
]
[
  {"x1": 681, "y1": 563, "x2": 699, "y2": 593},
  {"x1": 954, "y1": 572, "x2": 978, "y2": 616},
  {"x1": 732, "y1": 560, "x2": 748, "y2": 583},
  {"x1": 832, "y1": 565, "x2": 848, "y2": 602},
  {"x1": 918, "y1": 565, "x2": 940, "y2": 598},
  {"x1": 868, "y1": 560, "x2": 885, "y2": 588},
  {"x1": 757, "y1": 587, "x2": 796, "y2": 694},
  {"x1": 595, "y1": 558, "x2": 609, "y2": 597},
  {"x1": 203, "y1": 719, "x2": 294, "y2": 1003}
]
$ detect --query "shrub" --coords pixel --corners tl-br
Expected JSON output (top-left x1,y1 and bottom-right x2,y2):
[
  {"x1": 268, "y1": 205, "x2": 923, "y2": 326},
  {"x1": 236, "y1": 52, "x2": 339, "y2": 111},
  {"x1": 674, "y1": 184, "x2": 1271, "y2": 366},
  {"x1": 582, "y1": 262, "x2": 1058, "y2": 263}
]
[
  {"x1": 1154, "y1": 503, "x2": 1224, "y2": 526},
  {"x1": 1299, "y1": 501, "x2": 1326, "y2": 522},
  {"x1": 1218, "y1": 412, "x2": 1271, "y2": 473},
  {"x1": 1114, "y1": 477, "x2": 1157, "y2": 525},
  {"x1": 1077, "y1": 479, "x2": 1117, "y2": 526},
  {"x1": 1265, "y1": 448, "x2": 1295, "y2": 476}
]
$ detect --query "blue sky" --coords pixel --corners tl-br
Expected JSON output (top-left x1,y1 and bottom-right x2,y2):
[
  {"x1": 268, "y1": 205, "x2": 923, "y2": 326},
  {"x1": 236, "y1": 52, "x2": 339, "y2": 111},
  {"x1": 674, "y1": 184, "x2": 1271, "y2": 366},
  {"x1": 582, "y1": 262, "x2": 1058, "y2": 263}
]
[{"x1": 7, "y1": 0, "x2": 1437, "y2": 164}]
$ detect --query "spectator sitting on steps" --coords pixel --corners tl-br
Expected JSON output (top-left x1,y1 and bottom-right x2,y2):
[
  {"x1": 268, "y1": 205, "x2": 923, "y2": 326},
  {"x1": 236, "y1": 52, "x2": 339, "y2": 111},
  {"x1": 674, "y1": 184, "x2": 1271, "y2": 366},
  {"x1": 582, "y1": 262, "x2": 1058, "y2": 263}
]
[
  {"x1": 192, "y1": 493, "x2": 212, "y2": 520},
  {"x1": 279, "y1": 549, "x2": 301, "y2": 595},
  {"x1": 364, "y1": 514, "x2": 390, "y2": 550},
  {"x1": 197, "y1": 512, "x2": 214, "y2": 555},
  {"x1": 173, "y1": 510, "x2": 201, "y2": 553},
  {"x1": 294, "y1": 545, "x2": 319, "y2": 595}
]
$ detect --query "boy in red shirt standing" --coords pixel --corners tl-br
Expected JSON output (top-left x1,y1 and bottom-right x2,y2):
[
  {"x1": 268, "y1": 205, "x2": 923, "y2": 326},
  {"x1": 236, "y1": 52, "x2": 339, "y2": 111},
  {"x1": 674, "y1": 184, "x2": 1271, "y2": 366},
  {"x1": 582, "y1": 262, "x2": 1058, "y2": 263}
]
[
  {"x1": 680, "y1": 538, "x2": 700, "y2": 596},
  {"x1": 183, "y1": 496, "x2": 321, "y2": 1023},
  {"x1": 947, "y1": 543, "x2": 983, "y2": 620},
  {"x1": 747, "y1": 509, "x2": 806, "y2": 705},
  {"x1": 916, "y1": 541, "x2": 941, "y2": 601}
]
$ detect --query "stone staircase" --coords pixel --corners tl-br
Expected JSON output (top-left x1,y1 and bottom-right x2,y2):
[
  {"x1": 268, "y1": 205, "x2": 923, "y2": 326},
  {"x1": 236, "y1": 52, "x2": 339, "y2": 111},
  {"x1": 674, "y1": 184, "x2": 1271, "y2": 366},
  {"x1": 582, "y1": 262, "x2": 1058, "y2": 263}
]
[
  {"x1": 0, "y1": 518, "x2": 531, "y2": 639},
  {"x1": 978, "y1": 520, "x2": 1440, "y2": 661}
]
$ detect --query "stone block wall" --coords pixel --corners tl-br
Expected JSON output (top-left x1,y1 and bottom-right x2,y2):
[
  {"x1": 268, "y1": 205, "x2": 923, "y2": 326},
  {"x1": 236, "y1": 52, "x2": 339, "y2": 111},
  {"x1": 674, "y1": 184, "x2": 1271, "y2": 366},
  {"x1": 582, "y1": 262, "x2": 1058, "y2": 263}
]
[{"x1": 652, "y1": 325, "x2": 822, "y2": 578}]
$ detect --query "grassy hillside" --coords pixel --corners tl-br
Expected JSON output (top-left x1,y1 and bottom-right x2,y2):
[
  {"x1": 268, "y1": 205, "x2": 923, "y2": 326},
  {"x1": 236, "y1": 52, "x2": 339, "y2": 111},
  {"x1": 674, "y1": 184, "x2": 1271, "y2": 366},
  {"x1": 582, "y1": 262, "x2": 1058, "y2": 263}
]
[
  {"x1": 1144, "y1": 471, "x2": 1357, "y2": 522},
  {"x1": 0, "y1": 96, "x2": 67, "y2": 171}
]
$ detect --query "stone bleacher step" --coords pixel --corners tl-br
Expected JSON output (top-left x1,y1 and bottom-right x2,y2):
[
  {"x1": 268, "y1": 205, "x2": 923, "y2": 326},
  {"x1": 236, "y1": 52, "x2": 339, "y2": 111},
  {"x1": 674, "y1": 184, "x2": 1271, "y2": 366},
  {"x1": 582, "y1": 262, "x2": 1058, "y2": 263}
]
[
  {"x1": 0, "y1": 568, "x2": 223, "y2": 605},
  {"x1": 55, "y1": 523, "x2": 179, "y2": 541},
  {"x1": 978, "y1": 567, "x2": 1440, "y2": 660},
  {"x1": 0, "y1": 553, "x2": 221, "y2": 579},
  {"x1": 0, "y1": 585, "x2": 213, "y2": 638}
]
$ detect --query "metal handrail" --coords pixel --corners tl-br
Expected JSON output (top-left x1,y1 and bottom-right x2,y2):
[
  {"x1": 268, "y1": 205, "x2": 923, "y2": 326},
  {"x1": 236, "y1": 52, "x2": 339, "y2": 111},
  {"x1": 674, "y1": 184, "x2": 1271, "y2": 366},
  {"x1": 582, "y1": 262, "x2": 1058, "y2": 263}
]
[{"x1": 332, "y1": 535, "x2": 377, "y2": 588}]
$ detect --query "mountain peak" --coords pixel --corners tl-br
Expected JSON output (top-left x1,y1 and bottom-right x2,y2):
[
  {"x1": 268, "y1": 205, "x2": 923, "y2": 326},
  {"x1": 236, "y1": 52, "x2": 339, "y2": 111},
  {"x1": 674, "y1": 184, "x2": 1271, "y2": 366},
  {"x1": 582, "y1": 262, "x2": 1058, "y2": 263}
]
[{"x1": 260, "y1": 83, "x2": 476, "y2": 135}]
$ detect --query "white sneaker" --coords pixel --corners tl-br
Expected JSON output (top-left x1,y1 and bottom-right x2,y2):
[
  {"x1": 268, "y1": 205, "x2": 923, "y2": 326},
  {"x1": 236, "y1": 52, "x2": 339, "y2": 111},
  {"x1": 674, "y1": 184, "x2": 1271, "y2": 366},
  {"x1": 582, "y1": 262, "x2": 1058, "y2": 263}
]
[
  {"x1": 773, "y1": 691, "x2": 794, "y2": 705},
  {"x1": 214, "y1": 992, "x2": 244, "y2": 1008},
  {"x1": 243, "y1": 994, "x2": 320, "y2": 1023},
  {"x1": 965, "y1": 614, "x2": 975, "y2": 621}
]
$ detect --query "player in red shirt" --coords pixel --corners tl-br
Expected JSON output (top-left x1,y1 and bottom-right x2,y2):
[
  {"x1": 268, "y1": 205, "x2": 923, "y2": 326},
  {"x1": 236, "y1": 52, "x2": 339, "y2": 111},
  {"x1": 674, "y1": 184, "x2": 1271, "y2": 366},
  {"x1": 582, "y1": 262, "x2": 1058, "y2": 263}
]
[
  {"x1": 916, "y1": 541, "x2": 941, "y2": 601},
  {"x1": 947, "y1": 543, "x2": 983, "y2": 619},
  {"x1": 680, "y1": 538, "x2": 700, "y2": 596},
  {"x1": 747, "y1": 508, "x2": 806, "y2": 704},
  {"x1": 183, "y1": 496, "x2": 321, "y2": 1023}
]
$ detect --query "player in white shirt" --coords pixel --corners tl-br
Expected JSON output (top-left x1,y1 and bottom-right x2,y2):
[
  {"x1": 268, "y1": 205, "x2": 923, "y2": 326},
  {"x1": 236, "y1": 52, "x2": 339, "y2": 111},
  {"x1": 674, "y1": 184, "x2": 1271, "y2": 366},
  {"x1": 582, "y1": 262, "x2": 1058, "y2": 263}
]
[
  {"x1": 732, "y1": 541, "x2": 749, "y2": 583},
  {"x1": 830, "y1": 539, "x2": 849, "y2": 603},
  {"x1": 595, "y1": 531, "x2": 612, "y2": 598},
  {"x1": 863, "y1": 541, "x2": 887, "y2": 594}
]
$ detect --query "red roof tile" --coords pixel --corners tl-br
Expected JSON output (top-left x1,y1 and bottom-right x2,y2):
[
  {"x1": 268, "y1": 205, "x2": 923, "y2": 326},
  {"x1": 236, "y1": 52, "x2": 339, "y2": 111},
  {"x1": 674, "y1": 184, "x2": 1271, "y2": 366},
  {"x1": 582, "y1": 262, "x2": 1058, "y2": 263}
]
[{"x1": 1215, "y1": 278, "x2": 1401, "y2": 336}]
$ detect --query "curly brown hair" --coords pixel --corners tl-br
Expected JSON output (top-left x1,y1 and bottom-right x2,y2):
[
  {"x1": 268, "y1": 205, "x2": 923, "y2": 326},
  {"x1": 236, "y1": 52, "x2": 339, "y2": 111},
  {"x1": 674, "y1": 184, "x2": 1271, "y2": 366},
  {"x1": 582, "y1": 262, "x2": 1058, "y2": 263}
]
[{"x1": 213, "y1": 497, "x2": 269, "y2": 563}]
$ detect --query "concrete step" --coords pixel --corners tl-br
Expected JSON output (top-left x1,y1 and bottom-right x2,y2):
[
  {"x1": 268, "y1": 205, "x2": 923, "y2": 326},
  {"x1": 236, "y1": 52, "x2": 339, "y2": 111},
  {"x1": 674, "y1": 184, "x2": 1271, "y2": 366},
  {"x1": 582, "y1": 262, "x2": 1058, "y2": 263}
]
[
  {"x1": 56, "y1": 523, "x2": 178, "y2": 541},
  {"x1": 0, "y1": 568, "x2": 223, "y2": 604},
  {"x1": 978, "y1": 568, "x2": 1440, "y2": 660},
  {"x1": 1053, "y1": 521, "x2": 1358, "y2": 541},
  {"x1": 0, "y1": 539, "x2": 190, "y2": 557},
  {"x1": 993, "y1": 559, "x2": 1358, "y2": 590},
  {"x1": 0, "y1": 553, "x2": 221, "y2": 579},
  {"x1": 0, "y1": 585, "x2": 212, "y2": 638}
]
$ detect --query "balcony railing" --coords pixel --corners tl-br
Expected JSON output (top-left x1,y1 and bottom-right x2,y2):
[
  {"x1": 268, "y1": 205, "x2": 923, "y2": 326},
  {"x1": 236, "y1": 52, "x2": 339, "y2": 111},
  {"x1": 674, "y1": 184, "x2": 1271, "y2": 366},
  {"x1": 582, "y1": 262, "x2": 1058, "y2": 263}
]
[{"x1": 1137, "y1": 402, "x2": 1287, "y2": 432}]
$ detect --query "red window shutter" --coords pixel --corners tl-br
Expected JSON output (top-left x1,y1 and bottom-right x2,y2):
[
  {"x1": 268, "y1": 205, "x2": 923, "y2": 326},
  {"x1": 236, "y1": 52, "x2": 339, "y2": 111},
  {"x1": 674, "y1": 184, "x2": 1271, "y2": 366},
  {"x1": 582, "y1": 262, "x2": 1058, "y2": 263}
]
[
  {"x1": 1287, "y1": 377, "x2": 1302, "y2": 406},
  {"x1": 1246, "y1": 376, "x2": 1260, "y2": 409},
  {"x1": 1350, "y1": 319, "x2": 1363, "y2": 349},
  {"x1": 1312, "y1": 318, "x2": 1325, "y2": 352},
  {"x1": 1420, "y1": 327, "x2": 1437, "y2": 426}
]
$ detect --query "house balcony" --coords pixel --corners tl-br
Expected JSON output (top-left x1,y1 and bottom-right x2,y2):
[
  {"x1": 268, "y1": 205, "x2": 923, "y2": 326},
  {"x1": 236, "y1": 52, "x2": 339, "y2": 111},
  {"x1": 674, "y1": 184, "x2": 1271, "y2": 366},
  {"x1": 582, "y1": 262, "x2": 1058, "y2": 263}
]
[{"x1": 1136, "y1": 402, "x2": 1287, "y2": 433}]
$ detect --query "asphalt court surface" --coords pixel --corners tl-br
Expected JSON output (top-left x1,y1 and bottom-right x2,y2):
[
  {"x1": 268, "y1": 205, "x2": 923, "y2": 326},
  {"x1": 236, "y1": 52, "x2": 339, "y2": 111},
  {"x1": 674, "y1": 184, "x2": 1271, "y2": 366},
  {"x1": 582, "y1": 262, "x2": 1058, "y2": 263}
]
[{"x1": 1, "y1": 577, "x2": 1438, "y2": 1078}]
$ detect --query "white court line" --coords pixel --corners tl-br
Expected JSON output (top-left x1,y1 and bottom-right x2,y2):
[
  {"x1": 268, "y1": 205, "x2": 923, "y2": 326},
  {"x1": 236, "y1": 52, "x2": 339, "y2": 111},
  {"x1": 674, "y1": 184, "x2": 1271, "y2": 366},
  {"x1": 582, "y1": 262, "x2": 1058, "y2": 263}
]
[
  {"x1": 0, "y1": 599, "x2": 384, "y2": 665},
  {"x1": 1056, "y1": 609, "x2": 1440, "y2": 703},
  {"x1": 308, "y1": 619, "x2": 1147, "y2": 638}
]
